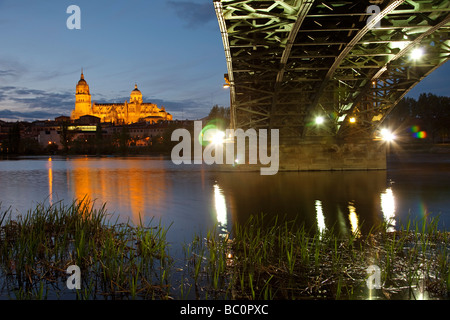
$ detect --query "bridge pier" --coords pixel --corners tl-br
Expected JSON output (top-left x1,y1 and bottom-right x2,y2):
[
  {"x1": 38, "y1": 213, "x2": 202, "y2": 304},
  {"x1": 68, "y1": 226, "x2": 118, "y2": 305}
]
[
  {"x1": 216, "y1": 136, "x2": 387, "y2": 173},
  {"x1": 277, "y1": 137, "x2": 386, "y2": 171}
]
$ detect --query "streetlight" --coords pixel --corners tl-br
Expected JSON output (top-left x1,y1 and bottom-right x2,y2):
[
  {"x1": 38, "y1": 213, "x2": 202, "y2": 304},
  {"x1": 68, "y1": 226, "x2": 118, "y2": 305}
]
[
  {"x1": 223, "y1": 73, "x2": 230, "y2": 89},
  {"x1": 203, "y1": 127, "x2": 225, "y2": 146},
  {"x1": 315, "y1": 116, "x2": 325, "y2": 125},
  {"x1": 380, "y1": 128, "x2": 396, "y2": 142},
  {"x1": 410, "y1": 47, "x2": 424, "y2": 60},
  {"x1": 211, "y1": 130, "x2": 225, "y2": 146}
]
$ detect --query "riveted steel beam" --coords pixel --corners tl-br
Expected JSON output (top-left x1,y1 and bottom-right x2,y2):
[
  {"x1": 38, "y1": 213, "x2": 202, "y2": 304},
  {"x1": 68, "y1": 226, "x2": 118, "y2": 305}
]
[{"x1": 215, "y1": 0, "x2": 450, "y2": 138}]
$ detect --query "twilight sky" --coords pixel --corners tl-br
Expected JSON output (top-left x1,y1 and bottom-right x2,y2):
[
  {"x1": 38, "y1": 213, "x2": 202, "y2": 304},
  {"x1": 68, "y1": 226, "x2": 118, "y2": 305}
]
[{"x1": 0, "y1": 0, "x2": 448, "y2": 122}]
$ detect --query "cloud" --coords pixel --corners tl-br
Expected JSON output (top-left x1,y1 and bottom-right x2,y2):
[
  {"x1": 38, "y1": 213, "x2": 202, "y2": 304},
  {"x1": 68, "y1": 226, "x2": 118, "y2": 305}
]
[
  {"x1": 0, "y1": 59, "x2": 28, "y2": 82},
  {"x1": 0, "y1": 86, "x2": 74, "y2": 121},
  {"x1": 0, "y1": 69, "x2": 17, "y2": 77},
  {"x1": 0, "y1": 109, "x2": 61, "y2": 122},
  {"x1": 167, "y1": 1, "x2": 216, "y2": 28},
  {"x1": 148, "y1": 97, "x2": 210, "y2": 120}
]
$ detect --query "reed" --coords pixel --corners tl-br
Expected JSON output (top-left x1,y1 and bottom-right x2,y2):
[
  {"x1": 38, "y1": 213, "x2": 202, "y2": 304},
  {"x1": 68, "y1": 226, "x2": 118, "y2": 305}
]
[
  {"x1": 195, "y1": 213, "x2": 449, "y2": 300},
  {"x1": 0, "y1": 200, "x2": 448, "y2": 300},
  {"x1": 0, "y1": 198, "x2": 172, "y2": 299}
]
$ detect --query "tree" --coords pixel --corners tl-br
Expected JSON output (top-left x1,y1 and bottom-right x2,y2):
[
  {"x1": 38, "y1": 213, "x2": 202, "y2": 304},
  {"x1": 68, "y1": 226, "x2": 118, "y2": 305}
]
[
  {"x1": 207, "y1": 105, "x2": 230, "y2": 130},
  {"x1": 60, "y1": 121, "x2": 74, "y2": 154},
  {"x1": 118, "y1": 126, "x2": 130, "y2": 155},
  {"x1": 20, "y1": 137, "x2": 43, "y2": 155},
  {"x1": 7, "y1": 122, "x2": 21, "y2": 154},
  {"x1": 416, "y1": 93, "x2": 450, "y2": 142},
  {"x1": 95, "y1": 123, "x2": 103, "y2": 155},
  {"x1": 386, "y1": 93, "x2": 450, "y2": 143}
]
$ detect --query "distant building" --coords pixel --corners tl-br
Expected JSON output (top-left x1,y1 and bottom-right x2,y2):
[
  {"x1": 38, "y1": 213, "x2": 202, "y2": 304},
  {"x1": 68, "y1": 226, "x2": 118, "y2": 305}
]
[
  {"x1": 55, "y1": 115, "x2": 71, "y2": 123},
  {"x1": 76, "y1": 115, "x2": 101, "y2": 125},
  {"x1": 70, "y1": 71, "x2": 173, "y2": 124},
  {"x1": 38, "y1": 129, "x2": 62, "y2": 149}
]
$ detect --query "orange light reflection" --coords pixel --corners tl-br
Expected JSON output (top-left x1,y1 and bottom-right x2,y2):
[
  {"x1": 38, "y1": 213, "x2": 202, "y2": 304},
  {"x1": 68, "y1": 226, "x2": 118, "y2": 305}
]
[
  {"x1": 48, "y1": 157, "x2": 53, "y2": 205},
  {"x1": 69, "y1": 158, "x2": 168, "y2": 224}
]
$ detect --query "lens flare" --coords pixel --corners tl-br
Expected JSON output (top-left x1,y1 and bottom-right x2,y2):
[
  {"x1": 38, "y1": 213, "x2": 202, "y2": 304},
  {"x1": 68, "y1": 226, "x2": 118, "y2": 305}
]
[
  {"x1": 410, "y1": 125, "x2": 420, "y2": 133},
  {"x1": 414, "y1": 131, "x2": 427, "y2": 139},
  {"x1": 380, "y1": 128, "x2": 396, "y2": 142},
  {"x1": 200, "y1": 124, "x2": 226, "y2": 147},
  {"x1": 410, "y1": 47, "x2": 424, "y2": 60},
  {"x1": 315, "y1": 116, "x2": 325, "y2": 125},
  {"x1": 210, "y1": 130, "x2": 226, "y2": 146}
]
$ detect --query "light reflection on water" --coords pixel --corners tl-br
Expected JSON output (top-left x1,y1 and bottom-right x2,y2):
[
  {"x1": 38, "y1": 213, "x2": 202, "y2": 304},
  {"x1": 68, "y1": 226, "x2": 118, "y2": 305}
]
[
  {"x1": 0, "y1": 155, "x2": 449, "y2": 241},
  {"x1": 381, "y1": 187, "x2": 396, "y2": 232},
  {"x1": 214, "y1": 184, "x2": 228, "y2": 233},
  {"x1": 47, "y1": 157, "x2": 53, "y2": 206},
  {"x1": 315, "y1": 200, "x2": 326, "y2": 236},
  {"x1": 0, "y1": 155, "x2": 448, "y2": 300},
  {"x1": 348, "y1": 201, "x2": 360, "y2": 237}
]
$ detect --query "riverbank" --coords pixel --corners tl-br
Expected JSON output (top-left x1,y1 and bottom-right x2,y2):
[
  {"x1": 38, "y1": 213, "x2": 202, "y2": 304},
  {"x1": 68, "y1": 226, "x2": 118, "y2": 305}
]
[
  {"x1": 0, "y1": 199, "x2": 448, "y2": 300},
  {"x1": 387, "y1": 143, "x2": 450, "y2": 164}
]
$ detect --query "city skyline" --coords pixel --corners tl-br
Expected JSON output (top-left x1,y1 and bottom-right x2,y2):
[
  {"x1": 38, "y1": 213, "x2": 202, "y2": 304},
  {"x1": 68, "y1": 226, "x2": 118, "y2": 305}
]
[
  {"x1": 0, "y1": 0, "x2": 448, "y2": 123},
  {"x1": 0, "y1": 0, "x2": 229, "y2": 122}
]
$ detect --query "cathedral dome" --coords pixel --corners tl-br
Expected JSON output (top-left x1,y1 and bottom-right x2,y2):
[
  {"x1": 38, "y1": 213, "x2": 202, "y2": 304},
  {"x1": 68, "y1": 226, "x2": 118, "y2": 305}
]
[{"x1": 130, "y1": 84, "x2": 143, "y2": 103}]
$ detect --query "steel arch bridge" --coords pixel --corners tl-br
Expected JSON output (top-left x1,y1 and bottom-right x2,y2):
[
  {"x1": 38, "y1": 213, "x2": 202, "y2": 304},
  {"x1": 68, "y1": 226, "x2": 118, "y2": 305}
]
[{"x1": 214, "y1": 0, "x2": 450, "y2": 140}]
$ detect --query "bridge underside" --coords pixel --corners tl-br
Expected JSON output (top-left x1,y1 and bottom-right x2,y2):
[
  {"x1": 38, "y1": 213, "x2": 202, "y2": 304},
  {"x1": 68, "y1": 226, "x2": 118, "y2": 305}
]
[{"x1": 214, "y1": 0, "x2": 449, "y2": 170}]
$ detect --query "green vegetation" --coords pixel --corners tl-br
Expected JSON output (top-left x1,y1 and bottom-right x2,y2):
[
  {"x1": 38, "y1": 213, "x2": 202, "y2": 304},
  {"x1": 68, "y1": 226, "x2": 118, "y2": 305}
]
[
  {"x1": 0, "y1": 200, "x2": 448, "y2": 300},
  {"x1": 0, "y1": 198, "x2": 173, "y2": 299},
  {"x1": 385, "y1": 93, "x2": 450, "y2": 143}
]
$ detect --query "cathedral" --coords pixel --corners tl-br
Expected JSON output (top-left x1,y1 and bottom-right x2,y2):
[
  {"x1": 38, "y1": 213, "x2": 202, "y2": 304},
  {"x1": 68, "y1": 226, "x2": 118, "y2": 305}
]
[{"x1": 70, "y1": 71, "x2": 173, "y2": 124}]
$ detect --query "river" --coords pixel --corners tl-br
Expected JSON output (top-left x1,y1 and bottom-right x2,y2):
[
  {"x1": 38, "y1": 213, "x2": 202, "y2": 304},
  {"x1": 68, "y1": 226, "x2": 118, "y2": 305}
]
[{"x1": 0, "y1": 153, "x2": 449, "y2": 248}]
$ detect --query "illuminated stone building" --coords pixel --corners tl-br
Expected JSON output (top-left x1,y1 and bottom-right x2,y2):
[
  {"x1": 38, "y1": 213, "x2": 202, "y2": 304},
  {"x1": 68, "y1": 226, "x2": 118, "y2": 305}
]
[{"x1": 71, "y1": 72, "x2": 173, "y2": 124}]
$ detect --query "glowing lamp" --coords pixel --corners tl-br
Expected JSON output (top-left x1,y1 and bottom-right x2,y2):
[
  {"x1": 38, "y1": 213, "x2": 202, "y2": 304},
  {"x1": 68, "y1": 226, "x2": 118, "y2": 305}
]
[
  {"x1": 315, "y1": 116, "x2": 325, "y2": 125},
  {"x1": 212, "y1": 131, "x2": 225, "y2": 145},
  {"x1": 204, "y1": 128, "x2": 225, "y2": 146},
  {"x1": 410, "y1": 48, "x2": 424, "y2": 60},
  {"x1": 380, "y1": 128, "x2": 395, "y2": 142},
  {"x1": 223, "y1": 73, "x2": 231, "y2": 89}
]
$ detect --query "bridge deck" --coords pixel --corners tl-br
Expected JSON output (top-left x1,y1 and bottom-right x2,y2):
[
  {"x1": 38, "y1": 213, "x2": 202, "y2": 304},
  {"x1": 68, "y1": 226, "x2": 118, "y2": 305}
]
[{"x1": 214, "y1": 0, "x2": 450, "y2": 139}]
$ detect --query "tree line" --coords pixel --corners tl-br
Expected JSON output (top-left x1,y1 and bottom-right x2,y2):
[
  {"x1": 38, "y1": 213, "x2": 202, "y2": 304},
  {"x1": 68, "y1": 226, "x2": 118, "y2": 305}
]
[{"x1": 384, "y1": 93, "x2": 450, "y2": 143}]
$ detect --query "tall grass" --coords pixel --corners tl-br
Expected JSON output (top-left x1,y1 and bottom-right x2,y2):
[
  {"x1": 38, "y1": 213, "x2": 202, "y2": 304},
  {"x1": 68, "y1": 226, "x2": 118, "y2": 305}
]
[
  {"x1": 190, "y1": 213, "x2": 449, "y2": 300},
  {"x1": 0, "y1": 198, "x2": 172, "y2": 299},
  {"x1": 0, "y1": 200, "x2": 448, "y2": 300}
]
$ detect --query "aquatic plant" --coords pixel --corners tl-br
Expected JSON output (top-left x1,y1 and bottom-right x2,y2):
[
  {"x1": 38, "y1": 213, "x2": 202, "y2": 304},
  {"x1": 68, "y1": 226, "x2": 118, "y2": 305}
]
[
  {"x1": 0, "y1": 198, "x2": 172, "y2": 299},
  {"x1": 0, "y1": 201, "x2": 448, "y2": 300}
]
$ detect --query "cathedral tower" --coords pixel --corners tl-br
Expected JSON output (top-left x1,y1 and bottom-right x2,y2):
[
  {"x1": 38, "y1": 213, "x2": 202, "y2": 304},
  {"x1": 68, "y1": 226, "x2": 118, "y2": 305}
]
[{"x1": 71, "y1": 71, "x2": 92, "y2": 120}]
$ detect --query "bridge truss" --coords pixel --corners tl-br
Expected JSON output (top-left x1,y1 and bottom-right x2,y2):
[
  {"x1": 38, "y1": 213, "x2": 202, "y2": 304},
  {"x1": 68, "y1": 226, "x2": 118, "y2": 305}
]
[{"x1": 214, "y1": 0, "x2": 450, "y2": 139}]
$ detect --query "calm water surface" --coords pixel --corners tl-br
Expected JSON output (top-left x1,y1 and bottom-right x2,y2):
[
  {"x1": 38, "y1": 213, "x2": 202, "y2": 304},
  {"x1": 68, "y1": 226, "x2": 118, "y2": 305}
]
[{"x1": 0, "y1": 154, "x2": 449, "y2": 248}]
